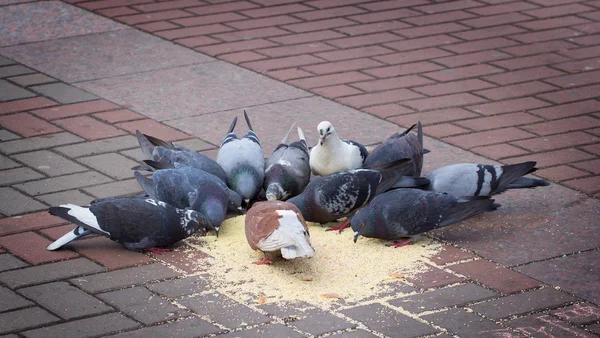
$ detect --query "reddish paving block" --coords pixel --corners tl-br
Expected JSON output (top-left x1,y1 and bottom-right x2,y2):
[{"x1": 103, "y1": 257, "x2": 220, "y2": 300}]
[
  {"x1": 471, "y1": 143, "x2": 530, "y2": 160},
  {"x1": 403, "y1": 10, "x2": 476, "y2": 26},
  {"x1": 363, "y1": 104, "x2": 415, "y2": 119},
  {"x1": 78, "y1": 0, "x2": 151, "y2": 10},
  {"x1": 421, "y1": 308, "x2": 515, "y2": 338},
  {"x1": 536, "y1": 165, "x2": 589, "y2": 182},
  {"x1": 172, "y1": 13, "x2": 248, "y2": 27},
  {"x1": 220, "y1": 51, "x2": 267, "y2": 64},
  {"x1": 0, "y1": 232, "x2": 78, "y2": 264},
  {"x1": 467, "y1": 97, "x2": 550, "y2": 116},
  {"x1": 388, "y1": 108, "x2": 478, "y2": 127},
  {"x1": 315, "y1": 45, "x2": 395, "y2": 62},
  {"x1": 404, "y1": 264, "x2": 465, "y2": 289},
  {"x1": 132, "y1": 0, "x2": 204, "y2": 12},
  {"x1": 563, "y1": 176, "x2": 600, "y2": 194},
  {"x1": 241, "y1": 3, "x2": 313, "y2": 18},
  {"x1": 391, "y1": 283, "x2": 497, "y2": 314},
  {"x1": 243, "y1": 55, "x2": 324, "y2": 72},
  {"x1": 525, "y1": 3, "x2": 593, "y2": 18},
  {"x1": 443, "y1": 37, "x2": 518, "y2": 54},
  {"x1": 115, "y1": 119, "x2": 189, "y2": 141},
  {"x1": 503, "y1": 148, "x2": 596, "y2": 168},
  {"x1": 468, "y1": 1, "x2": 538, "y2": 15},
  {"x1": 348, "y1": 8, "x2": 421, "y2": 24},
  {"x1": 394, "y1": 22, "x2": 469, "y2": 38},
  {"x1": 294, "y1": 6, "x2": 367, "y2": 21},
  {"x1": 449, "y1": 260, "x2": 541, "y2": 294},
  {"x1": 267, "y1": 68, "x2": 313, "y2": 81},
  {"x1": 32, "y1": 100, "x2": 120, "y2": 120},
  {"x1": 258, "y1": 43, "x2": 335, "y2": 58},
  {"x1": 403, "y1": 93, "x2": 488, "y2": 111},
  {"x1": 502, "y1": 40, "x2": 578, "y2": 56},
  {"x1": 150, "y1": 244, "x2": 211, "y2": 274},
  {"x1": 364, "y1": 61, "x2": 444, "y2": 78},
  {"x1": 54, "y1": 116, "x2": 125, "y2": 140},
  {"x1": 415, "y1": 0, "x2": 484, "y2": 13},
  {"x1": 582, "y1": 143, "x2": 600, "y2": 155},
  {"x1": 288, "y1": 72, "x2": 374, "y2": 89},
  {"x1": 96, "y1": 6, "x2": 139, "y2": 17},
  {"x1": 528, "y1": 100, "x2": 599, "y2": 120},
  {"x1": 282, "y1": 18, "x2": 354, "y2": 33},
  {"x1": 384, "y1": 35, "x2": 460, "y2": 52},
  {"x1": 430, "y1": 246, "x2": 477, "y2": 266},
  {"x1": 176, "y1": 36, "x2": 220, "y2": 48},
  {"x1": 483, "y1": 67, "x2": 566, "y2": 86},
  {"x1": 523, "y1": 116, "x2": 600, "y2": 136},
  {"x1": 0, "y1": 212, "x2": 66, "y2": 236},
  {"x1": 475, "y1": 81, "x2": 558, "y2": 100},
  {"x1": 0, "y1": 113, "x2": 61, "y2": 137},
  {"x1": 336, "y1": 89, "x2": 424, "y2": 109},
  {"x1": 413, "y1": 79, "x2": 496, "y2": 96},
  {"x1": 545, "y1": 70, "x2": 600, "y2": 88},
  {"x1": 301, "y1": 58, "x2": 384, "y2": 75},
  {"x1": 424, "y1": 64, "x2": 503, "y2": 82},
  {"x1": 460, "y1": 12, "x2": 532, "y2": 28},
  {"x1": 444, "y1": 127, "x2": 535, "y2": 149},
  {"x1": 93, "y1": 109, "x2": 145, "y2": 123},
  {"x1": 212, "y1": 27, "x2": 291, "y2": 42},
  {"x1": 510, "y1": 28, "x2": 580, "y2": 44},
  {"x1": 136, "y1": 21, "x2": 180, "y2": 32},
  {"x1": 338, "y1": 21, "x2": 412, "y2": 36},
  {"x1": 492, "y1": 53, "x2": 571, "y2": 70},
  {"x1": 513, "y1": 132, "x2": 599, "y2": 152},
  {"x1": 352, "y1": 75, "x2": 434, "y2": 92},
  {"x1": 571, "y1": 159, "x2": 600, "y2": 174},
  {"x1": 186, "y1": 1, "x2": 259, "y2": 15},
  {"x1": 560, "y1": 45, "x2": 600, "y2": 60},
  {"x1": 551, "y1": 303, "x2": 600, "y2": 325},
  {"x1": 116, "y1": 9, "x2": 193, "y2": 25},
  {"x1": 40, "y1": 224, "x2": 94, "y2": 241},
  {"x1": 553, "y1": 58, "x2": 600, "y2": 73},
  {"x1": 452, "y1": 24, "x2": 525, "y2": 40},
  {"x1": 518, "y1": 16, "x2": 591, "y2": 31},
  {"x1": 373, "y1": 47, "x2": 453, "y2": 65},
  {"x1": 226, "y1": 15, "x2": 300, "y2": 30},
  {"x1": 508, "y1": 314, "x2": 596, "y2": 338},
  {"x1": 0, "y1": 97, "x2": 57, "y2": 115},
  {"x1": 156, "y1": 24, "x2": 233, "y2": 40},
  {"x1": 571, "y1": 34, "x2": 600, "y2": 46},
  {"x1": 434, "y1": 50, "x2": 511, "y2": 68},
  {"x1": 327, "y1": 33, "x2": 403, "y2": 49},
  {"x1": 455, "y1": 112, "x2": 543, "y2": 131},
  {"x1": 312, "y1": 85, "x2": 362, "y2": 98}
]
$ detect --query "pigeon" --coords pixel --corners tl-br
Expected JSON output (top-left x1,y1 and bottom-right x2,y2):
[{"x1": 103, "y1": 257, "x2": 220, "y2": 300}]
[
  {"x1": 364, "y1": 121, "x2": 426, "y2": 177},
  {"x1": 245, "y1": 200, "x2": 314, "y2": 265},
  {"x1": 351, "y1": 189, "x2": 498, "y2": 247},
  {"x1": 47, "y1": 196, "x2": 209, "y2": 252},
  {"x1": 133, "y1": 130, "x2": 228, "y2": 184},
  {"x1": 287, "y1": 159, "x2": 427, "y2": 227},
  {"x1": 426, "y1": 161, "x2": 550, "y2": 197},
  {"x1": 264, "y1": 125, "x2": 311, "y2": 201},
  {"x1": 217, "y1": 111, "x2": 265, "y2": 205},
  {"x1": 309, "y1": 121, "x2": 368, "y2": 176},
  {"x1": 134, "y1": 164, "x2": 241, "y2": 234}
]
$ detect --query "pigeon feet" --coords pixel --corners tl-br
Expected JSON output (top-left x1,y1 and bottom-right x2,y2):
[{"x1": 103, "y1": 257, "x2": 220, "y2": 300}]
[
  {"x1": 326, "y1": 219, "x2": 349, "y2": 232},
  {"x1": 144, "y1": 247, "x2": 172, "y2": 254},
  {"x1": 252, "y1": 257, "x2": 272, "y2": 265},
  {"x1": 385, "y1": 238, "x2": 413, "y2": 248}
]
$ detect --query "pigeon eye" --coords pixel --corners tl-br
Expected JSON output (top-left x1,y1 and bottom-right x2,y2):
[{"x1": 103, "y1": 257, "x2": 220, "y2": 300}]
[
  {"x1": 359, "y1": 223, "x2": 364, "y2": 228},
  {"x1": 326, "y1": 127, "x2": 330, "y2": 132}
]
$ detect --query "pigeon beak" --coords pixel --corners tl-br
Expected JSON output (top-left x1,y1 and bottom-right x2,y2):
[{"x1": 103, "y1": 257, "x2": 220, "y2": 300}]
[
  {"x1": 236, "y1": 206, "x2": 246, "y2": 214},
  {"x1": 353, "y1": 231, "x2": 359, "y2": 243},
  {"x1": 214, "y1": 227, "x2": 220, "y2": 237},
  {"x1": 319, "y1": 134, "x2": 326, "y2": 145}
]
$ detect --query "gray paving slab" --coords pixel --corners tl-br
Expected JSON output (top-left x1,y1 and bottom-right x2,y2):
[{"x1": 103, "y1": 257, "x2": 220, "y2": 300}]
[
  {"x1": 54, "y1": 135, "x2": 139, "y2": 158},
  {"x1": 0, "y1": 167, "x2": 44, "y2": 185},
  {"x1": 421, "y1": 308, "x2": 518, "y2": 338},
  {"x1": 0, "y1": 254, "x2": 28, "y2": 272},
  {"x1": 0, "y1": 29, "x2": 213, "y2": 83},
  {"x1": 77, "y1": 153, "x2": 140, "y2": 180},
  {"x1": 82, "y1": 178, "x2": 143, "y2": 199},
  {"x1": 0, "y1": 132, "x2": 83, "y2": 155},
  {"x1": 36, "y1": 190, "x2": 94, "y2": 207},
  {"x1": 22, "y1": 312, "x2": 139, "y2": 338},
  {"x1": 0, "y1": 154, "x2": 19, "y2": 170},
  {"x1": 14, "y1": 171, "x2": 112, "y2": 195},
  {"x1": 218, "y1": 324, "x2": 306, "y2": 338},
  {"x1": 0, "y1": 1, "x2": 125, "y2": 47},
  {"x1": 69, "y1": 264, "x2": 179, "y2": 293},
  {"x1": 0, "y1": 55, "x2": 15, "y2": 66},
  {"x1": 30, "y1": 83, "x2": 97, "y2": 104},
  {"x1": 146, "y1": 275, "x2": 210, "y2": 298},
  {"x1": 0, "y1": 80, "x2": 35, "y2": 101},
  {"x1": 167, "y1": 96, "x2": 402, "y2": 154},
  {"x1": 12, "y1": 150, "x2": 87, "y2": 176},
  {"x1": 109, "y1": 316, "x2": 224, "y2": 338},
  {"x1": 0, "y1": 307, "x2": 59, "y2": 335},
  {"x1": 76, "y1": 61, "x2": 312, "y2": 121},
  {"x1": 0, "y1": 129, "x2": 19, "y2": 141},
  {"x1": 288, "y1": 309, "x2": 355, "y2": 336},
  {"x1": 0, "y1": 187, "x2": 47, "y2": 216},
  {"x1": 0, "y1": 65, "x2": 35, "y2": 78},
  {"x1": 0, "y1": 285, "x2": 32, "y2": 312},
  {"x1": 7, "y1": 73, "x2": 56, "y2": 87}
]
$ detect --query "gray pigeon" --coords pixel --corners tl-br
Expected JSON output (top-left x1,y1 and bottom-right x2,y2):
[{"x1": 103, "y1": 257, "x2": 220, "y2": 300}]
[
  {"x1": 309, "y1": 121, "x2": 368, "y2": 176},
  {"x1": 426, "y1": 161, "x2": 550, "y2": 197},
  {"x1": 47, "y1": 196, "x2": 209, "y2": 252},
  {"x1": 133, "y1": 130, "x2": 228, "y2": 184},
  {"x1": 351, "y1": 189, "x2": 498, "y2": 247},
  {"x1": 217, "y1": 111, "x2": 265, "y2": 205},
  {"x1": 135, "y1": 164, "x2": 240, "y2": 234},
  {"x1": 264, "y1": 125, "x2": 310, "y2": 201},
  {"x1": 364, "y1": 121, "x2": 425, "y2": 177},
  {"x1": 287, "y1": 159, "x2": 427, "y2": 227}
]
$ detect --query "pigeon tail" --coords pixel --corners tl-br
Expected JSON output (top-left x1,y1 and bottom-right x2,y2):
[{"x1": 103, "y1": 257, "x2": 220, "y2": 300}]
[
  {"x1": 143, "y1": 133, "x2": 175, "y2": 150},
  {"x1": 131, "y1": 163, "x2": 154, "y2": 172},
  {"x1": 227, "y1": 116, "x2": 238, "y2": 134},
  {"x1": 49, "y1": 205, "x2": 107, "y2": 235},
  {"x1": 143, "y1": 159, "x2": 174, "y2": 170},
  {"x1": 297, "y1": 127, "x2": 306, "y2": 143},
  {"x1": 281, "y1": 241, "x2": 315, "y2": 259},
  {"x1": 417, "y1": 121, "x2": 423, "y2": 151},
  {"x1": 398, "y1": 124, "x2": 416, "y2": 137},
  {"x1": 370, "y1": 159, "x2": 414, "y2": 195},
  {"x1": 135, "y1": 130, "x2": 155, "y2": 160},
  {"x1": 243, "y1": 110, "x2": 254, "y2": 131},
  {"x1": 134, "y1": 171, "x2": 157, "y2": 200},
  {"x1": 507, "y1": 177, "x2": 550, "y2": 189},
  {"x1": 391, "y1": 176, "x2": 430, "y2": 189},
  {"x1": 492, "y1": 161, "x2": 539, "y2": 195},
  {"x1": 440, "y1": 198, "x2": 498, "y2": 228},
  {"x1": 280, "y1": 123, "x2": 296, "y2": 145},
  {"x1": 47, "y1": 225, "x2": 91, "y2": 250}
]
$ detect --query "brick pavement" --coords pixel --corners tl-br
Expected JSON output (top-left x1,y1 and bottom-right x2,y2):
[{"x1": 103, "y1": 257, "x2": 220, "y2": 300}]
[{"x1": 0, "y1": 0, "x2": 599, "y2": 337}]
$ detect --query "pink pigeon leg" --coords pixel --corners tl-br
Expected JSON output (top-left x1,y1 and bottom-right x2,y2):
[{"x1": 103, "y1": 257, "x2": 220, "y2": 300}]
[
  {"x1": 252, "y1": 256, "x2": 272, "y2": 265},
  {"x1": 144, "y1": 247, "x2": 172, "y2": 253},
  {"x1": 385, "y1": 238, "x2": 413, "y2": 248},
  {"x1": 326, "y1": 219, "x2": 349, "y2": 232}
]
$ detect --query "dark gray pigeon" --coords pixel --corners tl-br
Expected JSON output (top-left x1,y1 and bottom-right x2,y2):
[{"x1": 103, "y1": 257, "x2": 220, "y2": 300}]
[
  {"x1": 287, "y1": 159, "x2": 428, "y2": 227},
  {"x1": 264, "y1": 125, "x2": 310, "y2": 201},
  {"x1": 135, "y1": 164, "x2": 240, "y2": 234},
  {"x1": 426, "y1": 161, "x2": 550, "y2": 197},
  {"x1": 217, "y1": 111, "x2": 264, "y2": 205},
  {"x1": 351, "y1": 189, "x2": 498, "y2": 247},
  {"x1": 364, "y1": 121, "x2": 425, "y2": 177},
  {"x1": 134, "y1": 130, "x2": 228, "y2": 184},
  {"x1": 46, "y1": 196, "x2": 209, "y2": 252}
]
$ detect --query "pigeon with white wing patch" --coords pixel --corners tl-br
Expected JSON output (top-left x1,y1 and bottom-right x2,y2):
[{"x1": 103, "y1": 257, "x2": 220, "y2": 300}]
[
  {"x1": 245, "y1": 201, "x2": 314, "y2": 265},
  {"x1": 309, "y1": 121, "x2": 368, "y2": 176}
]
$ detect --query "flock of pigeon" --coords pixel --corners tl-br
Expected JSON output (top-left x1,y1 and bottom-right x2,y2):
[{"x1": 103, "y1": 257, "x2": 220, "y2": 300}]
[{"x1": 46, "y1": 111, "x2": 550, "y2": 265}]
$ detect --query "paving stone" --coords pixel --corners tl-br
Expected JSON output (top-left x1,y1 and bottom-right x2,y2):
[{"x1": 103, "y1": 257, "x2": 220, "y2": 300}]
[
  {"x1": 470, "y1": 288, "x2": 577, "y2": 320},
  {"x1": 147, "y1": 243, "x2": 210, "y2": 274},
  {"x1": 0, "y1": 80, "x2": 36, "y2": 101},
  {"x1": 586, "y1": 323, "x2": 600, "y2": 335},
  {"x1": 11, "y1": 150, "x2": 87, "y2": 176},
  {"x1": 179, "y1": 292, "x2": 271, "y2": 329},
  {"x1": 18, "y1": 281, "x2": 111, "y2": 320},
  {"x1": 7, "y1": 73, "x2": 56, "y2": 87},
  {"x1": 82, "y1": 178, "x2": 144, "y2": 199},
  {"x1": 0, "y1": 132, "x2": 83, "y2": 155},
  {"x1": 449, "y1": 259, "x2": 542, "y2": 294},
  {"x1": 54, "y1": 135, "x2": 139, "y2": 158},
  {"x1": 341, "y1": 303, "x2": 438, "y2": 337},
  {"x1": 0, "y1": 232, "x2": 79, "y2": 264},
  {"x1": 119, "y1": 148, "x2": 145, "y2": 162},
  {"x1": 115, "y1": 119, "x2": 190, "y2": 142},
  {"x1": 551, "y1": 303, "x2": 600, "y2": 325},
  {"x1": 0, "y1": 307, "x2": 59, "y2": 335},
  {"x1": 171, "y1": 138, "x2": 216, "y2": 152},
  {"x1": 93, "y1": 109, "x2": 145, "y2": 124},
  {"x1": 218, "y1": 324, "x2": 305, "y2": 338},
  {"x1": 0, "y1": 211, "x2": 65, "y2": 236},
  {"x1": 22, "y1": 312, "x2": 139, "y2": 338},
  {"x1": 0, "y1": 167, "x2": 44, "y2": 185},
  {"x1": 0, "y1": 97, "x2": 57, "y2": 115},
  {"x1": 66, "y1": 236, "x2": 152, "y2": 270},
  {"x1": 0, "y1": 187, "x2": 47, "y2": 216},
  {"x1": 0, "y1": 254, "x2": 28, "y2": 272},
  {"x1": 430, "y1": 246, "x2": 477, "y2": 266},
  {"x1": 98, "y1": 286, "x2": 190, "y2": 324},
  {"x1": 507, "y1": 314, "x2": 596, "y2": 338},
  {"x1": 53, "y1": 116, "x2": 126, "y2": 140},
  {"x1": 288, "y1": 309, "x2": 355, "y2": 335},
  {"x1": 0, "y1": 112, "x2": 62, "y2": 137},
  {"x1": 70, "y1": 263, "x2": 179, "y2": 293},
  {"x1": 0, "y1": 129, "x2": 19, "y2": 141},
  {"x1": 110, "y1": 316, "x2": 223, "y2": 338},
  {"x1": 14, "y1": 171, "x2": 112, "y2": 195},
  {"x1": 0, "y1": 285, "x2": 32, "y2": 312},
  {"x1": 0, "y1": 55, "x2": 15, "y2": 66},
  {"x1": 389, "y1": 283, "x2": 499, "y2": 313},
  {"x1": 0, "y1": 257, "x2": 105, "y2": 289},
  {"x1": 146, "y1": 275, "x2": 210, "y2": 298},
  {"x1": 30, "y1": 83, "x2": 97, "y2": 104},
  {"x1": 77, "y1": 153, "x2": 140, "y2": 180},
  {"x1": 0, "y1": 65, "x2": 35, "y2": 78},
  {"x1": 31, "y1": 100, "x2": 120, "y2": 120},
  {"x1": 259, "y1": 300, "x2": 314, "y2": 319},
  {"x1": 327, "y1": 329, "x2": 378, "y2": 337},
  {"x1": 404, "y1": 264, "x2": 465, "y2": 289},
  {"x1": 421, "y1": 308, "x2": 516, "y2": 338}
]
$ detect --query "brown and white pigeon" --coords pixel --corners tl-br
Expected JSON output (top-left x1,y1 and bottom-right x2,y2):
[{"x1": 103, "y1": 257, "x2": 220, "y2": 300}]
[{"x1": 244, "y1": 201, "x2": 314, "y2": 265}]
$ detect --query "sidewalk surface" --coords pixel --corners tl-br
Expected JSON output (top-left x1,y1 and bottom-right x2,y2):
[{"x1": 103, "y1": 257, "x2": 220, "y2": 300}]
[{"x1": 0, "y1": 0, "x2": 599, "y2": 337}]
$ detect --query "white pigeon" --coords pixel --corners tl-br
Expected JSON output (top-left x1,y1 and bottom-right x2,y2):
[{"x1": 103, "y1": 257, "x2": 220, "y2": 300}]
[{"x1": 309, "y1": 121, "x2": 368, "y2": 176}]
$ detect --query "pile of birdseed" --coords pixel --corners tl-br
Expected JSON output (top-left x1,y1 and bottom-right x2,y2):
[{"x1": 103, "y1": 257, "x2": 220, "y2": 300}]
[{"x1": 184, "y1": 215, "x2": 442, "y2": 307}]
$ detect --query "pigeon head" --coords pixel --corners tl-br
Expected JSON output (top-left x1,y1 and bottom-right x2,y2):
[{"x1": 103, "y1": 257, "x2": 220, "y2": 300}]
[
  {"x1": 184, "y1": 209, "x2": 211, "y2": 235},
  {"x1": 227, "y1": 189, "x2": 243, "y2": 212},
  {"x1": 265, "y1": 182, "x2": 287, "y2": 201},
  {"x1": 317, "y1": 121, "x2": 336, "y2": 146},
  {"x1": 350, "y1": 208, "x2": 374, "y2": 243}
]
